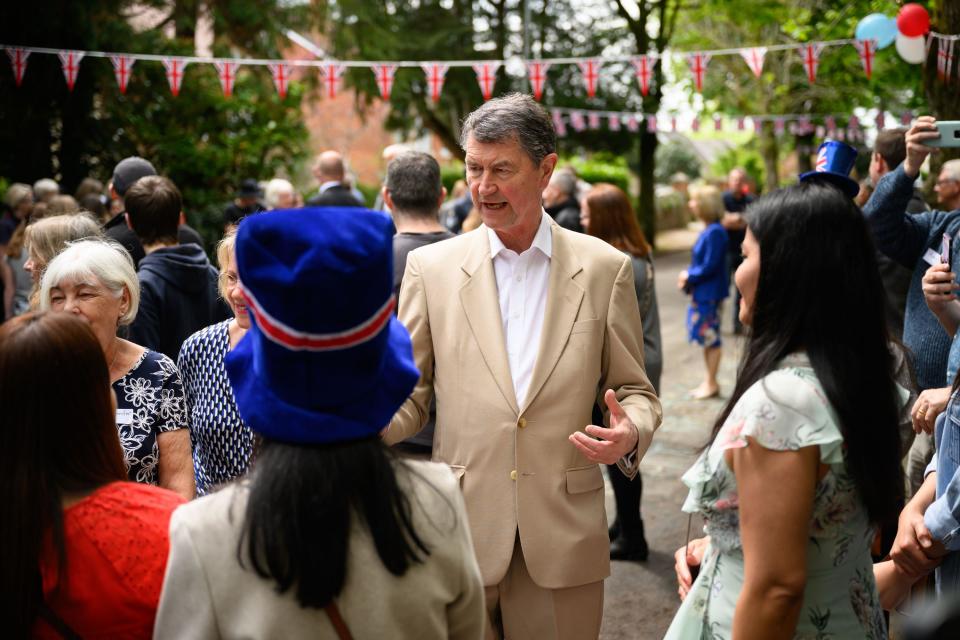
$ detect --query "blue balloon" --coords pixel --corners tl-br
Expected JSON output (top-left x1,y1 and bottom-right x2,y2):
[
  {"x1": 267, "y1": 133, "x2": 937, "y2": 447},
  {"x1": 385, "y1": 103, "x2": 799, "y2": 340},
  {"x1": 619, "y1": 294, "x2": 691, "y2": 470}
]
[{"x1": 855, "y1": 13, "x2": 898, "y2": 50}]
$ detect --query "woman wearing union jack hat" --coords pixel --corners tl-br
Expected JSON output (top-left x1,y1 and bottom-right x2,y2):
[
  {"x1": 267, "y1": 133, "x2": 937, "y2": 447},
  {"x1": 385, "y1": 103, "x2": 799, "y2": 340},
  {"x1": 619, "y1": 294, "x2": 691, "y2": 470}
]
[{"x1": 155, "y1": 207, "x2": 485, "y2": 639}]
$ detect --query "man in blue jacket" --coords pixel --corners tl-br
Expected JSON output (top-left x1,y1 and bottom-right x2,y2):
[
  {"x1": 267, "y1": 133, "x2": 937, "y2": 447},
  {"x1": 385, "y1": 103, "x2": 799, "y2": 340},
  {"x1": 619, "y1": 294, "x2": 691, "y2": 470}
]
[
  {"x1": 863, "y1": 116, "x2": 960, "y2": 495},
  {"x1": 125, "y1": 176, "x2": 230, "y2": 360}
]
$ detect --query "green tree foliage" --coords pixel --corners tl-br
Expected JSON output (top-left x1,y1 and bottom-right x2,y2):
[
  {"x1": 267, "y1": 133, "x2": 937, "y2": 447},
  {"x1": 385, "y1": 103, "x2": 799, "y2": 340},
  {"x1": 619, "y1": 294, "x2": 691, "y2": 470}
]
[
  {"x1": 0, "y1": 0, "x2": 310, "y2": 245},
  {"x1": 569, "y1": 153, "x2": 631, "y2": 194},
  {"x1": 711, "y1": 144, "x2": 766, "y2": 190},
  {"x1": 922, "y1": 1, "x2": 960, "y2": 190},
  {"x1": 671, "y1": 0, "x2": 922, "y2": 190},
  {"x1": 611, "y1": 0, "x2": 683, "y2": 244},
  {"x1": 654, "y1": 142, "x2": 702, "y2": 183},
  {"x1": 318, "y1": 0, "x2": 637, "y2": 162}
]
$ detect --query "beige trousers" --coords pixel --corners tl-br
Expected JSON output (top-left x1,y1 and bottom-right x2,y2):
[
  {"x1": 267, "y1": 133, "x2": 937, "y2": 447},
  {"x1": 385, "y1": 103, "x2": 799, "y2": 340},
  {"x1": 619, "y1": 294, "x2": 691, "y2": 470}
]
[{"x1": 483, "y1": 537, "x2": 604, "y2": 640}]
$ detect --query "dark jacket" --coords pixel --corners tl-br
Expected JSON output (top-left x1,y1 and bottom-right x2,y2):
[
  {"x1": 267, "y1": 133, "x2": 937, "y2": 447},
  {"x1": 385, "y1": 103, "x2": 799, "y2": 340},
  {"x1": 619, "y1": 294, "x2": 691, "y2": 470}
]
[
  {"x1": 129, "y1": 244, "x2": 231, "y2": 360},
  {"x1": 392, "y1": 229, "x2": 455, "y2": 452},
  {"x1": 306, "y1": 184, "x2": 364, "y2": 208},
  {"x1": 876, "y1": 187, "x2": 929, "y2": 340},
  {"x1": 103, "y1": 213, "x2": 205, "y2": 267},
  {"x1": 545, "y1": 198, "x2": 583, "y2": 233}
]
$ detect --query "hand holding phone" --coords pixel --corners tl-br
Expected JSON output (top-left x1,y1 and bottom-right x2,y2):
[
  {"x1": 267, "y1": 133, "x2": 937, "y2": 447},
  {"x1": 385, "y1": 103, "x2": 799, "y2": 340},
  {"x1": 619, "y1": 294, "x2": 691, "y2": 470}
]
[
  {"x1": 942, "y1": 233, "x2": 953, "y2": 273},
  {"x1": 928, "y1": 121, "x2": 960, "y2": 148}
]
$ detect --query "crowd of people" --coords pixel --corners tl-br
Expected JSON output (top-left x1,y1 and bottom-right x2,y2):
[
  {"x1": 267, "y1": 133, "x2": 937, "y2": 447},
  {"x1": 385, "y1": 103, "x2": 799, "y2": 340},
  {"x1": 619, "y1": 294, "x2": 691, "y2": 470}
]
[{"x1": 3, "y1": 92, "x2": 960, "y2": 639}]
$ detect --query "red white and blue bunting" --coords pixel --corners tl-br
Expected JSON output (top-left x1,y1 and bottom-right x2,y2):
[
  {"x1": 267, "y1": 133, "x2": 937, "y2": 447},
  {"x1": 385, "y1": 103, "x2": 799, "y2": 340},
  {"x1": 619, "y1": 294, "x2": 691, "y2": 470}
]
[
  {"x1": 1, "y1": 36, "x2": 921, "y2": 101},
  {"x1": 1, "y1": 35, "x2": 954, "y2": 127},
  {"x1": 546, "y1": 105, "x2": 913, "y2": 140}
]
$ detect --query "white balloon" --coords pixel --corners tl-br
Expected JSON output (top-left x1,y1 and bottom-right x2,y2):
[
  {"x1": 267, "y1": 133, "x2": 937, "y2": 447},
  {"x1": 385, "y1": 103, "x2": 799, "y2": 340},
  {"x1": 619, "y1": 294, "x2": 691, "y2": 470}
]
[{"x1": 896, "y1": 33, "x2": 926, "y2": 64}]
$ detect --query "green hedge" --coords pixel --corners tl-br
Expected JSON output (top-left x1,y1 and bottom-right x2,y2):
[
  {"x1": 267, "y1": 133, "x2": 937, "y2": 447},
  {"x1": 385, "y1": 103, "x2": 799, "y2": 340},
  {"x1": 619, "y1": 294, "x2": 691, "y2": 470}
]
[
  {"x1": 567, "y1": 154, "x2": 630, "y2": 194},
  {"x1": 441, "y1": 163, "x2": 465, "y2": 194}
]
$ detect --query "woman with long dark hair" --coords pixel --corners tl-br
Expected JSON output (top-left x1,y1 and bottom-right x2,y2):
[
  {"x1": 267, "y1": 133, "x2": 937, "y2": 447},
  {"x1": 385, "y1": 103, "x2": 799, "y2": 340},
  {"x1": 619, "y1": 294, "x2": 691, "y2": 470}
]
[
  {"x1": 581, "y1": 183, "x2": 662, "y2": 562},
  {"x1": 155, "y1": 207, "x2": 484, "y2": 639},
  {"x1": 0, "y1": 312, "x2": 184, "y2": 638},
  {"x1": 666, "y1": 180, "x2": 903, "y2": 638}
]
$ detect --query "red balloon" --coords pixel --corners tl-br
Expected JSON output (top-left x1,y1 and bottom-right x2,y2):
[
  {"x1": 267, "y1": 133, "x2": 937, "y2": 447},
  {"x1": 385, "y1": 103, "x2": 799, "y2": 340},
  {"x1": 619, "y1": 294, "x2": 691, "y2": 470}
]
[{"x1": 897, "y1": 3, "x2": 931, "y2": 38}]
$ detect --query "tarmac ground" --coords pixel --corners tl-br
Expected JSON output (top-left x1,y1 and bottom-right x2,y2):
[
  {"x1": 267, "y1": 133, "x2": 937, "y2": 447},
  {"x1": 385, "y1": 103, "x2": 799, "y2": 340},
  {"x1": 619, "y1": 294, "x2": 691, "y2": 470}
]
[{"x1": 600, "y1": 245, "x2": 744, "y2": 640}]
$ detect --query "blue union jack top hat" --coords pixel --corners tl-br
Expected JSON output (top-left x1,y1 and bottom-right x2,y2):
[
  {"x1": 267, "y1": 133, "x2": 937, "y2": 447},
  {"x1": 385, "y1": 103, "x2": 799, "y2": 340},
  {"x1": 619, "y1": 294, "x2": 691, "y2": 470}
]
[
  {"x1": 798, "y1": 140, "x2": 860, "y2": 198},
  {"x1": 224, "y1": 207, "x2": 419, "y2": 445}
]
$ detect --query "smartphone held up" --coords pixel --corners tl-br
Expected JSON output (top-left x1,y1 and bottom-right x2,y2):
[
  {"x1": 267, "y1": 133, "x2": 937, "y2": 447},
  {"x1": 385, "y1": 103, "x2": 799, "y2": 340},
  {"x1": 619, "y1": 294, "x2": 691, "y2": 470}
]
[
  {"x1": 928, "y1": 121, "x2": 960, "y2": 148},
  {"x1": 942, "y1": 233, "x2": 953, "y2": 273}
]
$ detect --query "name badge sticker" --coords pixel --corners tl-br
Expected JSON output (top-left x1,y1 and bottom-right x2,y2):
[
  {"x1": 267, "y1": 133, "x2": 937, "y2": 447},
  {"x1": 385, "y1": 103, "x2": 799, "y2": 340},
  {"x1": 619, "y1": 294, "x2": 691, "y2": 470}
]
[
  {"x1": 116, "y1": 408, "x2": 134, "y2": 425},
  {"x1": 923, "y1": 248, "x2": 942, "y2": 267}
]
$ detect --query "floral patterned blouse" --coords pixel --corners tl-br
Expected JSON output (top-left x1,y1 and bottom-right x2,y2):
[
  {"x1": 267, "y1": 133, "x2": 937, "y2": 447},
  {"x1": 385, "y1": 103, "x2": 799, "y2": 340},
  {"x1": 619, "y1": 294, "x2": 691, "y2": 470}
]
[
  {"x1": 112, "y1": 350, "x2": 188, "y2": 485},
  {"x1": 665, "y1": 354, "x2": 888, "y2": 640}
]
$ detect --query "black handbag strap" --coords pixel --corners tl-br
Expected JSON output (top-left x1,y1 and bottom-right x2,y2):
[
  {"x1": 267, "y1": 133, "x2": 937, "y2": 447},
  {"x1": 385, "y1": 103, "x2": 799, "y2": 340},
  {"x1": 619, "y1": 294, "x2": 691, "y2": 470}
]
[{"x1": 36, "y1": 570, "x2": 83, "y2": 640}]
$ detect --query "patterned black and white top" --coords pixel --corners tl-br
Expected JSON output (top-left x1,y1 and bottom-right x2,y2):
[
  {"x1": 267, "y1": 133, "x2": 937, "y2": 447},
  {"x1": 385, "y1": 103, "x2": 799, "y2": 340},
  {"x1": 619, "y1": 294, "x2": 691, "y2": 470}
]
[
  {"x1": 112, "y1": 350, "x2": 188, "y2": 485},
  {"x1": 177, "y1": 320, "x2": 255, "y2": 496}
]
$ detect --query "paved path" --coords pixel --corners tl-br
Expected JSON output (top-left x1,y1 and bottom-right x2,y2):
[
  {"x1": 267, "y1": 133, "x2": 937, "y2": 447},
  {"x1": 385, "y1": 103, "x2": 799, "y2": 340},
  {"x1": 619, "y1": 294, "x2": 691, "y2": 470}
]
[{"x1": 600, "y1": 249, "x2": 743, "y2": 639}]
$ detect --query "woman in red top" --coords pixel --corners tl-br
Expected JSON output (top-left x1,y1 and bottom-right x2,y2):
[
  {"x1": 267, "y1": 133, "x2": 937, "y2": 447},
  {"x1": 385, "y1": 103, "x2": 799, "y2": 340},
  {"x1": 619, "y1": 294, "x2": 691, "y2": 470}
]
[{"x1": 0, "y1": 311, "x2": 185, "y2": 638}]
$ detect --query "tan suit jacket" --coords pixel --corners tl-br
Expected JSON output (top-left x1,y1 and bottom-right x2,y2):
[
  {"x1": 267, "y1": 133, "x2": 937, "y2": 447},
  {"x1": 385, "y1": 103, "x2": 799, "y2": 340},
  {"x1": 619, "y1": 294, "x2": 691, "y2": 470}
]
[{"x1": 386, "y1": 218, "x2": 662, "y2": 590}]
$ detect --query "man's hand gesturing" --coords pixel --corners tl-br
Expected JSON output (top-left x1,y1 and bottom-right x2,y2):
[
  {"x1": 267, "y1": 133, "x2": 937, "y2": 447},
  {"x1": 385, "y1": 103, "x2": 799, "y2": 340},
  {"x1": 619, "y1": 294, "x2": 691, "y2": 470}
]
[{"x1": 568, "y1": 389, "x2": 640, "y2": 464}]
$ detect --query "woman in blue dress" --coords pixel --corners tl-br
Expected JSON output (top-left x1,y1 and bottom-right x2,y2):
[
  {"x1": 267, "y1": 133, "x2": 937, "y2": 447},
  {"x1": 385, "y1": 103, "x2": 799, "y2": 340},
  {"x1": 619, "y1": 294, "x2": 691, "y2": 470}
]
[
  {"x1": 178, "y1": 229, "x2": 255, "y2": 495},
  {"x1": 679, "y1": 185, "x2": 729, "y2": 399}
]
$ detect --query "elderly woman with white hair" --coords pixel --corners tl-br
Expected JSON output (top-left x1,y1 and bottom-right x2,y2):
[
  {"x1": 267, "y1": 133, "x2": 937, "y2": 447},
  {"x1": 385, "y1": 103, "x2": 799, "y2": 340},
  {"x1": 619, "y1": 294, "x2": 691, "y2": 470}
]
[
  {"x1": 39, "y1": 239, "x2": 195, "y2": 499},
  {"x1": 264, "y1": 178, "x2": 296, "y2": 210}
]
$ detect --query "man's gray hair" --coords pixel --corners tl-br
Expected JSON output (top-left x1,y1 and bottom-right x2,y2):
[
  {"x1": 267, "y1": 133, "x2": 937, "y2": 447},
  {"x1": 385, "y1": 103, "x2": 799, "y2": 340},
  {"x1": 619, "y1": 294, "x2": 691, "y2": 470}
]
[
  {"x1": 39, "y1": 238, "x2": 140, "y2": 326},
  {"x1": 385, "y1": 151, "x2": 443, "y2": 218},
  {"x1": 33, "y1": 178, "x2": 60, "y2": 201},
  {"x1": 549, "y1": 169, "x2": 577, "y2": 197},
  {"x1": 942, "y1": 159, "x2": 960, "y2": 182},
  {"x1": 460, "y1": 93, "x2": 556, "y2": 165}
]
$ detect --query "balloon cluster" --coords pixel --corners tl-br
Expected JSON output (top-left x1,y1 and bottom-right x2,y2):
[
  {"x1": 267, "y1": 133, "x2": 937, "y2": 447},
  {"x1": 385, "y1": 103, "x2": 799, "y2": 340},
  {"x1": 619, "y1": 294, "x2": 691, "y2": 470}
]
[{"x1": 855, "y1": 3, "x2": 930, "y2": 65}]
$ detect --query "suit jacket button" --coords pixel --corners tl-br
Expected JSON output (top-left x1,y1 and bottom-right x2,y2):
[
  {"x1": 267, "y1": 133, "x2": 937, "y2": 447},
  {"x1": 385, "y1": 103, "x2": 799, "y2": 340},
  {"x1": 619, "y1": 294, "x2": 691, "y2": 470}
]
[
  {"x1": 510, "y1": 469, "x2": 518, "y2": 481},
  {"x1": 517, "y1": 417, "x2": 527, "y2": 429}
]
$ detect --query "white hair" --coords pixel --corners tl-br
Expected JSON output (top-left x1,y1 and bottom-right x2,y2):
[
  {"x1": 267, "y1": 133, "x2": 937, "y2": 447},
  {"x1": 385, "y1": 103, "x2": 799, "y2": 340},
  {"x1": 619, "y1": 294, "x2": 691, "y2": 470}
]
[
  {"x1": 33, "y1": 178, "x2": 60, "y2": 201},
  {"x1": 39, "y1": 239, "x2": 140, "y2": 326},
  {"x1": 264, "y1": 178, "x2": 295, "y2": 209},
  {"x1": 942, "y1": 159, "x2": 960, "y2": 182}
]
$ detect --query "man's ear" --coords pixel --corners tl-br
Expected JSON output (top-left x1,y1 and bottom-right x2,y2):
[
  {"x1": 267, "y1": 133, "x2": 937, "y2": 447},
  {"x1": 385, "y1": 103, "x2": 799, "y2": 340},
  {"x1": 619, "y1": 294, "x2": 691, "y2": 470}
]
[
  {"x1": 382, "y1": 186, "x2": 395, "y2": 212},
  {"x1": 437, "y1": 186, "x2": 448, "y2": 209},
  {"x1": 874, "y1": 152, "x2": 888, "y2": 174},
  {"x1": 539, "y1": 153, "x2": 559, "y2": 190},
  {"x1": 179, "y1": 210, "x2": 186, "y2": 226}
]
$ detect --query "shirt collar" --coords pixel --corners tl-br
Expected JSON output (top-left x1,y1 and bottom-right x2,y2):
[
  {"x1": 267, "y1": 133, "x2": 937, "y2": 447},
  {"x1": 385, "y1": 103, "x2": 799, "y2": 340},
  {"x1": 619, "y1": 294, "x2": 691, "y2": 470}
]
[
  {"x1": 319, "y1": 180, "x2": 341, "y2": 193},
  {"x1": 488, "y1": 211, "x2": 553, "y2": 260}
]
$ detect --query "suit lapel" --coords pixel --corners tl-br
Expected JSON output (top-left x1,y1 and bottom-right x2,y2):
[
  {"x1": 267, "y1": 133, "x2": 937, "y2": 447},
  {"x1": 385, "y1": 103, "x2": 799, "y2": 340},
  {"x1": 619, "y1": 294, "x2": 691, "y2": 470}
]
[
  {"x1": 459, "y1": 230, "x2": 520, "y2": 414},
  {"x1": 522, "y1": 224, "x2": 584, "y2": 413}
]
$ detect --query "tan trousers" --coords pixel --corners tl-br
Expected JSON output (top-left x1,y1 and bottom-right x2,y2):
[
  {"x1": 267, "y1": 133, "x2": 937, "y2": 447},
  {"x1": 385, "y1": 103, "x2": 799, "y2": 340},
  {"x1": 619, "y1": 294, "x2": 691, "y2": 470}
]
[{"x1": 483, "y1": 537, "x2": 604, "y2": 640}]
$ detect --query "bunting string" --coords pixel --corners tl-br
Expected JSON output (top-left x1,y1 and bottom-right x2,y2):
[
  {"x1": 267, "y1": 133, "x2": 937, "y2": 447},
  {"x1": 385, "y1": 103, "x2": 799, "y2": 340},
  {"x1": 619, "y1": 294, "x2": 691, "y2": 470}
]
[
  {"x1": 545, "y1": 104, "x2": 907, "y2": 139},
  {"x1": 2, "y1": 34, "x2": 954, "y2": 106}
]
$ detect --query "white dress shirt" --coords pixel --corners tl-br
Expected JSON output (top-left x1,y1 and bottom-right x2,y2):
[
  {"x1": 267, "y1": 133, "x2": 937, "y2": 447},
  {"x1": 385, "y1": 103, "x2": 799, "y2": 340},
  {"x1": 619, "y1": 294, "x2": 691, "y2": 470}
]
[{"x1": 487, "y1": 212, "x2": 552, "y2": 409}]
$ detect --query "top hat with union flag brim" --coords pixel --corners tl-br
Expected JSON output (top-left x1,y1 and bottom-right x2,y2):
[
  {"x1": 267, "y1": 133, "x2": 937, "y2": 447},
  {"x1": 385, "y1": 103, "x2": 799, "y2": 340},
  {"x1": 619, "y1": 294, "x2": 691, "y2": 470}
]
[
  {"x1": 224, "y1": 207, "x2": 419, "y2": 445},
  {"x1": 798, "y1": 140, "x2": 860, "y2": 198}
]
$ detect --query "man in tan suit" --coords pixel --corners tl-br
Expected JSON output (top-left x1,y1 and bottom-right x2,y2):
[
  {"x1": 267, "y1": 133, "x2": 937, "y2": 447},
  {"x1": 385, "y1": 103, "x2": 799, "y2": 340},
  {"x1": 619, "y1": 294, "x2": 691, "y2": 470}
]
[{"x1": 385, "y1": 93, "x2": 662, "y2": 640}]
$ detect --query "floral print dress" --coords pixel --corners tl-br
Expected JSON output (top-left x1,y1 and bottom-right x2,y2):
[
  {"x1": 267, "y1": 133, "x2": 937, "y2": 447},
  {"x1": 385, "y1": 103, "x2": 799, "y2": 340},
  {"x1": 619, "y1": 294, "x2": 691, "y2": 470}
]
[
  {"x1": 665, "y1": 354, "x2": 888, "y2": 639},
  {"x1": 112, "y1": 350, "x2": 188, "y2": 485}
]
